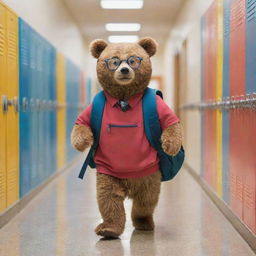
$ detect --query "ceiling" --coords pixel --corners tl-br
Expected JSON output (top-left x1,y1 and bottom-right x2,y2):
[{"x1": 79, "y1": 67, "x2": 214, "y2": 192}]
[{"x1": 62, "y1": 0, "x2": 185, "y2": 51}]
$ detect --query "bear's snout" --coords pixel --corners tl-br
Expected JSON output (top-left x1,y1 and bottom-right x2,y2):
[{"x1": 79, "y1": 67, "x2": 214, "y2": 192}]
[{"x1": 120, "y1": 67, "x2": 129, "y2": 75}]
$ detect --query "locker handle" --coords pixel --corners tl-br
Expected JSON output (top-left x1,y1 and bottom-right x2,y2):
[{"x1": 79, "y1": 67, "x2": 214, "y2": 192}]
[
  {"x1": 2, "y1": 95, "x2": 8, "y2": 113},
  {"x1": 13, "y1": 97, "x2": 19, "y2": 113},
  {"x1": 22, "y1": 97, "x2": 28, "y2": 112},
  {"x1": 30, "y1": 99, "x2": 35, "y2": 112},
  {"x1": 36, "y1": 99, "x2": 41, "y2": 112}
]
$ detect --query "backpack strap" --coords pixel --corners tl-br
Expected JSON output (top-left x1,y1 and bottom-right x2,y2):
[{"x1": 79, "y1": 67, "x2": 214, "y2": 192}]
[
  {"x1": 78, "y1": 91, "x2": 106, "y2": 179},
  {"x1": 142, "y1": 88, "x2": 163, "y2": 153}
]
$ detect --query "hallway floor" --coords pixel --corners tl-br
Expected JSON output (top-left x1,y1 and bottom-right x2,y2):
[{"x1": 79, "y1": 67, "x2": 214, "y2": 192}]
[{"x1": 0, "y1": 157, "x2": 254, "y2": 256}]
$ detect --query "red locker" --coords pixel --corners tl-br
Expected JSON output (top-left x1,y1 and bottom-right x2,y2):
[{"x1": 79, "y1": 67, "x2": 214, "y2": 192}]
[
  {"x1": 203, "y1": 1, "x2": 218, "y2": 190},
  {"x1": 229, "y1": 0, "x2": 246, "y2": 219}
]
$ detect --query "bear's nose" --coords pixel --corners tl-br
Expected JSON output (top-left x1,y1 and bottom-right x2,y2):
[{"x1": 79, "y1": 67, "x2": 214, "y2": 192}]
[{"x1": 120, "y1": 67, "x2": 129, "y2": 75}]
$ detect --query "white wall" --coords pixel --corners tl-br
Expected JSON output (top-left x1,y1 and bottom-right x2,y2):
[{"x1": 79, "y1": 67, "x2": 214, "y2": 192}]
[
  {"x1": 3, "y1": 0, "x2": 88, "y2": 69},
  {"x1": 163, "y1": 0, "x2": 214, "y2": 173}
]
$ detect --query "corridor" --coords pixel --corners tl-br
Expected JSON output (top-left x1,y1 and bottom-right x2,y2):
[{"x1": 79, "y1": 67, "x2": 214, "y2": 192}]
[
  {"x1": 0, "y1": 157, "x2": 254, "y2": 256},
  {"x1": 1, "y1": 0, "x2": 256, "y2": 255}
]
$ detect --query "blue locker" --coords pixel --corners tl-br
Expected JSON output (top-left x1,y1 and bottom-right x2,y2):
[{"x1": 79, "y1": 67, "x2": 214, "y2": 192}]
[
  {"x1": 65, "y1": 60, "x2": 79, "y2": 162},
  {"x1": 86, "y1": 77, "x2": 92, "y2": 104},
  {"x1": 49, "y1": 45, "x2": 56, "y2": 176},
  {"x1": 19, "y1": 19, "x2": 31, "y2": 197},
  {"x1": 222, "y1": 0, "x2": 231, "y2": 204},
  {"x1": 36, "y1": 32, "x2": 45, "y2": 184},
  {"x1": 30, "y1": 27, "x2": 41, "y2": 189}
]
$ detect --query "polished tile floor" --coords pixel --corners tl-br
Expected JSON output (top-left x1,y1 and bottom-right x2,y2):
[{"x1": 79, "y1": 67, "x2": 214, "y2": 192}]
[{"x1": 0, "y1": 157, "x2": 254, "y2": 256}]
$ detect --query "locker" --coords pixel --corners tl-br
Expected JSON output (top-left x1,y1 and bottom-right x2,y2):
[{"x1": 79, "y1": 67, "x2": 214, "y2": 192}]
[
  {"x1": 36, "y1": 32, "x2": 44, "y2": 183},
  {"x1": 19, "y1": 18, "x2": 31, "y2": 197},
  {"x1": 29, "y1": 28, "x2": 39, "y2": 189},
  {"x1": 66, "y1": 60, "x2": 79, "y2": 162},
  {"x1": 56, "y1": 53, "x2": 66, "y2": 169},
  {"x1": 222, "y1": 0, "x2": 231, "y2": 204},
  {"x1": 229, "y1": 0, "x2": 246, "y2": 219},
  {"x1": 5, "y1": 7, "x2": 19, "y2": 207},
  {"x1": 0, "y1": 2, "x2": 7, "y2": 212},
  {"x1": 203, "y1": 2, "x2": 218, "y2": 191},
  {"x1": 216, "y1": 0, "x2": 224, "y2": 197},
  {"x1": 245, "y1": 0, "x2": 256, "y2": 233},
  {"x1": 49, "y1": 45, "x2": 56, "y2": 176},
  {"x1": 86, "y1": 77, "x2": 92, "y2": 104}
]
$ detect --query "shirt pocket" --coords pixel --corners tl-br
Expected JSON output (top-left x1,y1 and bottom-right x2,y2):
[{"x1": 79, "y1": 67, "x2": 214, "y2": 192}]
[{"x1": 107, "y1": 122, "x2": 140, "y2": 133}]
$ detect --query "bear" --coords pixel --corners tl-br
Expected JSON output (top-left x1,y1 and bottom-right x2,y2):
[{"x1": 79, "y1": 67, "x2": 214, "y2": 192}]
[{"x1": 71, "y1": 37, "x2": 183, "y2": 238}]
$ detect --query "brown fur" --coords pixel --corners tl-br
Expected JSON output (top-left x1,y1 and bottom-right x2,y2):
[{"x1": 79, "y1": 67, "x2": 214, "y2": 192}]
[
  {"x1": 161, "y1": 122, "x2": 183, "y2": 156},
  {"x1": 95, "y1": 171, "x2": 161, "y2": 237},
  {"x1": 71, "y1": 38, "x2": 183, "y2": 238},
  {"x1": 71, "y1": 124, "x2": 93, "y2": 152}
]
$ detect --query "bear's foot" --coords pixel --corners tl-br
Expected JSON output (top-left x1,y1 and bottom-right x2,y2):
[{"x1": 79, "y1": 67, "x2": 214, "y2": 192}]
[
  {"x1": 132, "y1": 216, "x2": 155, "y2": 231},
  {"x1": 95, "y1": 223, "x2": 123, "y2": 238}
]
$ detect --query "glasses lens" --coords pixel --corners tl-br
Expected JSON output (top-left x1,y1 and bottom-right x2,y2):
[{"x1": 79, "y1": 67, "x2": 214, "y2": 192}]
[
  {"x1": 127, "y1": 56, "x2": 141, "y2": 69},
  {"x1": 107, "y1": 57, "x2": 121, "y2": 70}
]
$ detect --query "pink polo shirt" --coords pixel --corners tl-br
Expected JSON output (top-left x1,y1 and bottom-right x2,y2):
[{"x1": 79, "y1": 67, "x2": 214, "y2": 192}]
[{"x1": 75, "y1": 90, "x2": 179, "y2": 179}]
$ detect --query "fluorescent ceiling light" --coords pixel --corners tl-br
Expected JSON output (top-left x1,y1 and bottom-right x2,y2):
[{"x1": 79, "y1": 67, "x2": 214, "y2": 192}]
[
  {"x1": 108, "y1": 35, "x2": 139, "y2": 43},
  {"x1": 101, "y1": 0, "x2": 143, "y2": 9},
  {"x1": 106, "y1": 23, "x2": 141, "y2": 32}
]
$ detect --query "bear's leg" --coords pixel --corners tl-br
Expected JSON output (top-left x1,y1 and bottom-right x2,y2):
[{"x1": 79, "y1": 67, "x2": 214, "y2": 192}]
[
  {"x1": 130, "y1": 171, "x2": 161, "y2": 231},
  {"x1": 95, "y1": 172, "x2": 126, "y2": 238}
]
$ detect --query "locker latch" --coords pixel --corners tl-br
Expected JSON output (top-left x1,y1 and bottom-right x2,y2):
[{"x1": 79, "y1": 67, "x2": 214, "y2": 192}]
[{"x1": 2, "y1": 96, "x2": 8, "y2": 113}]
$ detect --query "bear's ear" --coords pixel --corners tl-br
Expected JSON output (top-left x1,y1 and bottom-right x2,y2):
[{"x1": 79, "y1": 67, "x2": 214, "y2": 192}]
[
  {"x1": 89, "y1": 39, "x2": 108, "y2": 59},
  {"x1": 138, "y1": 37, "x2": 157, "y2": 57}
]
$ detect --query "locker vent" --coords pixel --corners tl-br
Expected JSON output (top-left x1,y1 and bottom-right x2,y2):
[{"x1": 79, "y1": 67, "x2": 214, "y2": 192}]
[
  {"x1": 0, "y1": 24, "x2": 5, "y2": 57},
  {"x1": 7, "y1": 168, "x2": 16, "y2": 194},
  {"x1": 0, "y1": 171, "x2": 5, "y2": 204},
  {"x1": 230, "y1": 0, "x2": 246, "y2": 32},
  {"x1": 20, "y1": 39, "x2": 29, "y2": 65},
  {"x1": 8, "y1": 31, "x2": 17, "y2": 60},
  {"x1": 247, "y1": 0, "x2": 256, "y2": 22}
]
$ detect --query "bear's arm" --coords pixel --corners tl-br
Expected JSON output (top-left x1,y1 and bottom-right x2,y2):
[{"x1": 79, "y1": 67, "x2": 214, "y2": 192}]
[
  {"x1": 71, "y1": 104, "x2": 94, "y2": 152},
  {"x1": 156, "y1": 96, "x2": 183, "y2": 156}
]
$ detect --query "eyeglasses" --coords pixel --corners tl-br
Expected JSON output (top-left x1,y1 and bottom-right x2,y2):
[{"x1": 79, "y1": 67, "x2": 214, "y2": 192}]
[{"x1": 104, "y1": 56, "x2": 143, "y2": 71}]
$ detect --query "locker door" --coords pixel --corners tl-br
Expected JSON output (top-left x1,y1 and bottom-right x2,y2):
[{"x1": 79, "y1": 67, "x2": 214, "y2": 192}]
[
  {"x1": 19, "y1": 19, "x2": 31, "y2": 197},
  {"x1": 216, "y1": 0, "x2": 224, "y2": 197},
  {"x1": 0, "y1": 3, "x2": 7, "y2": 212},
  {"x1": 245, "y1": 0, "x2": 256, "y2": 233},
  {"x1": 56, "y1": 53, "x2": 66, "y2": 169},
  {"x1": 229, "y1": 0, "x2": 246, "y2": 219},
  {"x1": 49, "y1": 45, "x2": 56, "y2": 175},
  {"x1": 203, "y1": 2, "x2": 218, "y2": 191},
  {"x1": 29, "y1": 29, "x2": 38, "y2": 189},
  {"x1": 222, "y1": 0, "x2": 231, "y2": 204},
  {"x1": 6, "y1": 8, "x2": 19, "y2": 207}
]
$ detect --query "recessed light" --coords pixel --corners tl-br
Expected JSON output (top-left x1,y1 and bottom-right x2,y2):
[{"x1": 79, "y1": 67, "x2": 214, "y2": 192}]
[
  {"x1": 106, "y1": 23, "x2": 141, "y2": 32},
  {"x1": 108, "y1": 35, "x2": 139, "y2": 43},
  {"x1": 101, "y1": 0, "x2": 143, "y2": 10}
]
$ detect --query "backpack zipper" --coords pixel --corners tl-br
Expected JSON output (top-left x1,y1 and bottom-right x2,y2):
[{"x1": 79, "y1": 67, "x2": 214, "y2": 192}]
[{"x1": 108, "y1": 124, "x2": 138, "y2": 133}]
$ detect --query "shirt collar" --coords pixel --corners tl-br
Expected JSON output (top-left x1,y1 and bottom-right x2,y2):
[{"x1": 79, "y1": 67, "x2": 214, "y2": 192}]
[{"x1": 104, "y1": 91, "x2": 143, "y2": 109}]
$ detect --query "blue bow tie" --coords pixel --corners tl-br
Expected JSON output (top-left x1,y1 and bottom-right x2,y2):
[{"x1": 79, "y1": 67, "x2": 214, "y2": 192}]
[{"x1": 117, "y1": 100, "x2": 130, "y2": 112}]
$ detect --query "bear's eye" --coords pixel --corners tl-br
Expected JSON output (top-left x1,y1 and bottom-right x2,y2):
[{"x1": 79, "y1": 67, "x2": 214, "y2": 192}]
[
  {"x1": 127, "y1": 56, "x2": 142, "y2": 69},
  {"x1": 108, "y1": 57, "x2": 121, "y2": 70}
]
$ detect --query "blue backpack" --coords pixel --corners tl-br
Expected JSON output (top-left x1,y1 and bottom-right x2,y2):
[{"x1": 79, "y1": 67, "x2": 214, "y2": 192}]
[{"x1": 78, "y1": 87, "x2": 185, "y2": 181}]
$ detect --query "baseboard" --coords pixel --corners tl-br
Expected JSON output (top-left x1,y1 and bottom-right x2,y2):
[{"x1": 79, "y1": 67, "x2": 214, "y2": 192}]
[
  {"x1": 0, "y1": 155, "x2": 83, "y2": 229},
  {"x1": 184, "y1": 163, "x2": 256, "y2": 253}
]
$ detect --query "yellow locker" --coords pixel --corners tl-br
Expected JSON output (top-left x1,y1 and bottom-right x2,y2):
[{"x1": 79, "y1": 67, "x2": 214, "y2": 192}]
[
  {"x1": 216, "y1": 0, "x2": 223, "y2": 197},
  {"x1": 0, "y1": 2, "x2": 7, "y2": 212},
  {"x1": 5, "y1": 7, "x2": 19, "y2": 207},
  {"x1": 56, "y1": 53, "x2": 66, "y2": 169}
]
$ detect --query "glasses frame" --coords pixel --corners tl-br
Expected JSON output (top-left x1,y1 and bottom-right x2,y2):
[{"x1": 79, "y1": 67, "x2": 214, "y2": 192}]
[{"x1": 104, "y1": 56, "x2": 143, "y2": 71}]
